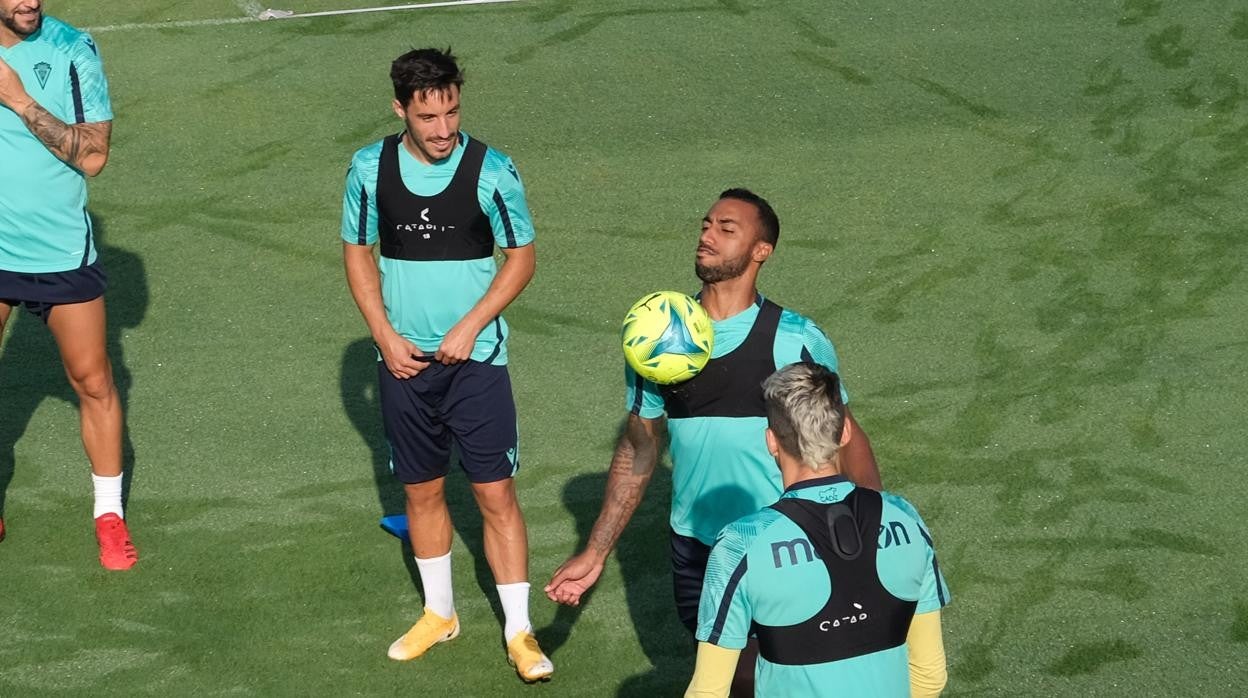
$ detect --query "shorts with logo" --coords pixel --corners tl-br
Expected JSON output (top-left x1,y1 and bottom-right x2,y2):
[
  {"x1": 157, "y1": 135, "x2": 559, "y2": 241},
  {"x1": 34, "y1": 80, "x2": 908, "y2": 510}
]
[
  {"x1": 0, "y1": 261, "x2": 107, "y2": 324},
  {"x1": 378, "y1": 358, "x2": 519, "y2": 484},
  {"x1": 671, "y1": 528, "x2": 713, "y2": 634}
]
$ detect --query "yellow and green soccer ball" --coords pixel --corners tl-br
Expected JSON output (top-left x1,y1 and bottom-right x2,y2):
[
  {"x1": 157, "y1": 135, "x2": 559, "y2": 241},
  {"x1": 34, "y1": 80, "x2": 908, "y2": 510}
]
[{"x1": 621, "y1": 291, "x2": 714, "y2": 385}]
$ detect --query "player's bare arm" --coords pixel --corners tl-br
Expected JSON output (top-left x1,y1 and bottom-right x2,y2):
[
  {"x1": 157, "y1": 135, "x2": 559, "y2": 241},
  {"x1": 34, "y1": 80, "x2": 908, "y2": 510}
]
[
  {"x1": 840, "y1": 408, "x2": 883, "y2": 490},
  {"x1": 588, "y1": 413, "x2": 663, "y2": 555},
  {"x1": 342, "y1": 241, "x2": 428, "y2": 379},
  {"x1": 436, "y1": 242, "x2": 536, "y2": 364},
  {"x1": 0, "y1": 57, "x2": 110, "y2": 176},
  {"x1": 545, "y1": 413, "x2": 664, "y2": 606},
  {"x1": 21, "y1": 104, "x2": 110, "y2": 175}
]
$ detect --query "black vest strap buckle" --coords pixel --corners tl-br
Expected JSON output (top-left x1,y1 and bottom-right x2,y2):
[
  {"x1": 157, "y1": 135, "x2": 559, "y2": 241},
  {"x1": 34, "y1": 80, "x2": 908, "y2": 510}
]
[{"x1": 825, "y1": 501, "x2": 863, "y2": 561}]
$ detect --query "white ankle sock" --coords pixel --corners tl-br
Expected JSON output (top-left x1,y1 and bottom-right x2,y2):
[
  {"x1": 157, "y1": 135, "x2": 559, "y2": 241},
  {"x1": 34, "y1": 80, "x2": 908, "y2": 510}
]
[
  {"x1": 92, "y1": 474, "x2": 124, "y2": 519},
  {"x1": 414, "y1": 551, "x2": 454, "y2": 618},
  {"x1": 497, "y1": 582, "x2": 532, "y2": 642}
]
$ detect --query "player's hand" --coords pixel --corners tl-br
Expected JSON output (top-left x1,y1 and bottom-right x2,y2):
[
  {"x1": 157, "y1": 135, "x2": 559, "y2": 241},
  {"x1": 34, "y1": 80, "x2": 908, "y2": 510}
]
[
  {"x1": 377, "y1": 331, "x2": 430, "y2": 380},
  {"x1": 434, "y1": 319, "x2": 478, "y2": 365},
  {"x1": 0, "y1": 56, "x2": 32, "y2": 112},
  {"x1": 544, "y1": 550, "x2": 606, "y2": 607}
]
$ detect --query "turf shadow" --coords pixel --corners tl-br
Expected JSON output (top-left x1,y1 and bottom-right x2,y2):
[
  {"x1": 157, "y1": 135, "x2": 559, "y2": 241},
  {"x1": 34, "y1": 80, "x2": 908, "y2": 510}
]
[
  {"x1": 1047, "y1": 637, "x2": 1142, "y2": 676},
  {"x1": 338, "y1": 339, "x2": 505, "y2": 625},
  {"x1": 0, "y1": 214, "x2": 146, "y2": 525},
  {"x1": 1232, "y1": 598, "x2": 1248, "y2": 643},
  {"x1": 339, "y1": 338, "x2": 404, "y2": 518},
  {"x1": 339, "y1": 338, "x2": 422, "y2": 593},
  {"x1": 543, "y1": 419, "x2": 693, "y2": 695}
]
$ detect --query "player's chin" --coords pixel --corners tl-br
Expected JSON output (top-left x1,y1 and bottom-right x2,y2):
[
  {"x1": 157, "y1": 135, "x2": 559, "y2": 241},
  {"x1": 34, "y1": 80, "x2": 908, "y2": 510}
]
[{"x1": 15, "y1": 15, "x2": 41, "y2": 33}]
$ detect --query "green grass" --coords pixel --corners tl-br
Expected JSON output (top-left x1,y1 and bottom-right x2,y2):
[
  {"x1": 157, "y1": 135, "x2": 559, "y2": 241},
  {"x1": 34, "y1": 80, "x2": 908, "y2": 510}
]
[{"x1": 2, "y1": 0, "x2": 1247, "y2": 694}]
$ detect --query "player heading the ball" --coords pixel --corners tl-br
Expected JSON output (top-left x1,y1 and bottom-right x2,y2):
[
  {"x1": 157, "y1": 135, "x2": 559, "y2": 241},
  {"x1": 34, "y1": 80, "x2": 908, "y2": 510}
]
[{"x1": 547, "y1": 189, "x2": 884, "y2": 695}]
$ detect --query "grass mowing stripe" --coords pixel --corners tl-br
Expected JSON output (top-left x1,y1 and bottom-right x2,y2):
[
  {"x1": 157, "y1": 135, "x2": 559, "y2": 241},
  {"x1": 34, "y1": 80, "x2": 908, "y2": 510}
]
[
  {"x1": 86, "y1": 16, "x2": 257, "y2": 33},
  {"x1": 86, "y1": 0, "x2": 522, "y2": 33},
  {"x1": 268, "y1": 0, "x2": 523, "y2": 20}
]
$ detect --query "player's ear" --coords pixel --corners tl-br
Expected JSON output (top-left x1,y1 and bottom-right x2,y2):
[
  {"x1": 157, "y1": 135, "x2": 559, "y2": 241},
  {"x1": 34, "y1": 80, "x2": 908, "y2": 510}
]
[
  {"x1": 839, "y1": 413, "x2": 853, "y2": 448},
  {"x1": 765, "y1": 427, "x2": 780, "y2": 458},
  {"x1": 392, "y1": 99, "x2": 407, "y2": 120},
  {"x1": 752, "y1": 240, "x2": 774, "y2": 264}
]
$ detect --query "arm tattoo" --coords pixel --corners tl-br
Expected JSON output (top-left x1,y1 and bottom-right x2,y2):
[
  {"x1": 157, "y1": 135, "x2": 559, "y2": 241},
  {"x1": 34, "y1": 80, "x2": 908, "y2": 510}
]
[
  {"x1": 19, "y1": 101, "x2": 110, "y2": 171},
  {"x1": 588, "y1": 417, "x2": 664, "y2": 555}
]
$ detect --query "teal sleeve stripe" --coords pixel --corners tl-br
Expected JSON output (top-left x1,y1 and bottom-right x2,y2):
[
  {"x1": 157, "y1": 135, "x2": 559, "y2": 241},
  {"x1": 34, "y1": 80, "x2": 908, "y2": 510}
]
[
  {"x1": 70, "y1": 30, "x2": 112, "y2": 122},
  {"x1": 69, "y1": 63, "x2": 84, "y2": 123},
  {"x1": 933, "y1": 555, "x2": 947, "y2": 606},
  {"x1": 800, "y1": 317, "x2": 850, "y2": 403},
  {"x1": 79, "y1": 209, "x2": 93, "y2": 267},
  {"x1": 355, "y1": 185, "x2": 369, "y2": 245},
  {"x1": 492, "y1": 189, "x2": 517, "y2": 247},
  {"x1": 629, "y1": 370, "x2": 646, "y2": 415},
  {"x1": 342, "y1": 142, "x2": 382, "y2": 245},
  {"x1": 482, "y1": 317, "x2": 504, "y2": 364},
  {"x1": 479, "y1": 147, "x2": 535, "y2": 247},
  {"x1": 916, "y1": 526, "x2": 948, "y2": 606},
  {"x1": 708, "y1": 558, "x2": 748, "y2": 645}
]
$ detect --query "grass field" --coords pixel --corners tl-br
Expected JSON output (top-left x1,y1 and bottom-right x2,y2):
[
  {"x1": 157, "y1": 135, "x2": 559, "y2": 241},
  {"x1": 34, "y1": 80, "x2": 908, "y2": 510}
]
[{"x1": 2, "y1": 0, "x2": 1247, "y2": 695}]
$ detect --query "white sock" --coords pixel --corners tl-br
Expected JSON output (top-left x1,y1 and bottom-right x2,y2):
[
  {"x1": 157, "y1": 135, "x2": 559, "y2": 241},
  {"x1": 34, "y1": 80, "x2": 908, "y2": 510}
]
[
  {"x1": 414, "y1": 551, "x2": 455, "y2": 619},
  {"x1": 92, "y1": 474, "x2": 124, "y2": 519},
  {"x1": 497, "y1": 582, "x2": 532, "y2": 643}
]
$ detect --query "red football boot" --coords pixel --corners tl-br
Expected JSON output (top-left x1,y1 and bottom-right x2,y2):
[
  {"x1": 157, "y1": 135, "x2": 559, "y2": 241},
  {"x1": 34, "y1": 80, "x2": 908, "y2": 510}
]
[{"x1": 94, "y1": 513, "x2": 138, "y2": 570}]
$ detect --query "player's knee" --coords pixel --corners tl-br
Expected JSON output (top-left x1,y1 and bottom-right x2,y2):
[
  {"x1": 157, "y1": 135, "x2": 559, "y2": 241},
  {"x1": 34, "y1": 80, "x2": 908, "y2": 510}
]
[
  {"x1": 69, "y1": 368, "x2": 117, "y2": 403},
  {"x1": 403, "y1": 479, "x2": 447, "y2": 507},
  {"x1": 473, "y1": 480, "x2": 521, "y2": 517}
]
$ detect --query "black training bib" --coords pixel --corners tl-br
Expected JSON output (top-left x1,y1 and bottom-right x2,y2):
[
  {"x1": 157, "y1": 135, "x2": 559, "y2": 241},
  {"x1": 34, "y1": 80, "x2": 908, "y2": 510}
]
[
  {"x1": 659, "y1": 299, "x2": 782, "y2": 419},
  {"x1": 376, "y1": 132, "x2": 494, "y2": 262}
]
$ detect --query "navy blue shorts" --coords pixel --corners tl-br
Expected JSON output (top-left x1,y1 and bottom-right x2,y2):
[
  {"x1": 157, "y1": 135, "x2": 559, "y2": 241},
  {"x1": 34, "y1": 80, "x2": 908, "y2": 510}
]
[
  {"x1": 0, "y1": 261, "x2": 107, "y2": 324},
  {"x1": 378, "y1": 359, "x2": 519, "y2": 484},
  {"x1": 671, "y1": 529, "x2": 713, "y2": 635}
]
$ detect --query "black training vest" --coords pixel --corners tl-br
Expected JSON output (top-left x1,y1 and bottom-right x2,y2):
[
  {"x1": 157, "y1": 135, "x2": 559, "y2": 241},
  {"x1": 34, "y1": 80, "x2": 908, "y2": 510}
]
[
  {"x1": 659, "y1": 299, "x2": 782, "y2": 418},
  {"x1": 376, "y1": 132, "x2": 494, "y2": 261},
  {"x1": 754, "y1": 489, "x2": 917, "y2": 666}
]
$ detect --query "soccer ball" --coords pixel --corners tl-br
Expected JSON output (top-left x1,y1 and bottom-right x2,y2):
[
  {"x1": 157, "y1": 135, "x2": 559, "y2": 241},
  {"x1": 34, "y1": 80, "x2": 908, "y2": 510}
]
[{"x1": 621, "y1": 291, "x2": 714, "y2": 384}]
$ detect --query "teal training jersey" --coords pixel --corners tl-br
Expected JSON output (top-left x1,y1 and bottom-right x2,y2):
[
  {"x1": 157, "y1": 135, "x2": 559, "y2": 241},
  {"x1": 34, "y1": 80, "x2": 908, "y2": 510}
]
[
  {"x1": 0, "y1": 17, "x2": 111, "y2": 273},
  {"x1": 697, "y1": 476, "x2": 950, "y2": 697},
  {"x1": 340, "y1": 132, "x2": 534, "y2": 365},
  {"x1": 625, "y1": 297, "x2": 850, "y2": 544}
]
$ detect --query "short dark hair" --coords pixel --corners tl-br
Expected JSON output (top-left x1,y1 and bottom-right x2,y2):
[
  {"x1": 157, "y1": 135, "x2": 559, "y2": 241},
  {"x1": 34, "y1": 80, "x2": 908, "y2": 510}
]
[
  {"x1": 719, "y1": 188, "x2": 780, "y2": 246},
  {"x1": 391, "y1": 47, "x2": 464, "y2": 106}
]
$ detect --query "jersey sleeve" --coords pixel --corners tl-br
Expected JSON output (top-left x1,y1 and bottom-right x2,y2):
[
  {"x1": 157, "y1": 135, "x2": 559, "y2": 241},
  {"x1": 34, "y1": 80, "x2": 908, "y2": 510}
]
[
  {"x1": 799, "y1": 319, "x2": 851, "y2": 404},
  {"x1": 69, "y1": 32, "x2": 112, "y2": 123},
  {"x1": 915, "y1": 522, "x2": 950, "y2": 614},
  {"x1": 695, "y1": 524, "x2": 753, "y2": 650},
  {"x1": 891, "y1": 496, "x2": 951, "y2": 614},
  {"x1": 624, "y1": 363, "x2": 666, "y2": 418},
  {"x1": 341, "y1": 148, "x2": 380, "y2": 246},
  {"x1": 480, "y1": 150, "x2": 535, "y2": 249}
]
